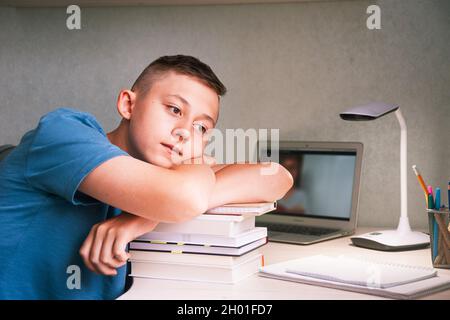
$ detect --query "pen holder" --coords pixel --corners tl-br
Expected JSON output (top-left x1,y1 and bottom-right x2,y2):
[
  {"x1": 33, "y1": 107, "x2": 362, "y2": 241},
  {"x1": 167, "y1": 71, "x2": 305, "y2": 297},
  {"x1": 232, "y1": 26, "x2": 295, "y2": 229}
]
[{"x1": 427, "y1": 208, "x2": 450, "y2": 269}]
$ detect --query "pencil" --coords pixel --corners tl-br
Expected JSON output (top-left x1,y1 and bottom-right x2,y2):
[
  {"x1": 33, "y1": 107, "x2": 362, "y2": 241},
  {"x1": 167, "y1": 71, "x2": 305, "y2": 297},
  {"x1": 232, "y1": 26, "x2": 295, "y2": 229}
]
[{"x1": 412, "y1": 165, "x2": 429, "y2": 204}]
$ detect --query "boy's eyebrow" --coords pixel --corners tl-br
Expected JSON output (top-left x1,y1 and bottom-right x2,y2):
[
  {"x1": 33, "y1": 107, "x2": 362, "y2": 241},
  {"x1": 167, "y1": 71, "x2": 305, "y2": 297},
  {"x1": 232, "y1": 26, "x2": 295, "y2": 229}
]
[
  {"x1": 167, "y1": 94, "x2": 216, "y2": 126},
  {"x1": 198, "y1": 113, "x2": 216, "y2": 127},
  {"x1": 167, "y1": 94, "x2": 191, "y2": 107}
]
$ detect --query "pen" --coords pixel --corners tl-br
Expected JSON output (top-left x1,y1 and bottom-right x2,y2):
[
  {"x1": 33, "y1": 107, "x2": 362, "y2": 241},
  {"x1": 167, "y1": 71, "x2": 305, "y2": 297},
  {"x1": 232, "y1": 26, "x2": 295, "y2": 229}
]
[
  {"x1": 435, "y1": 188, "x2": 441, "y2": 210},
  {"x1": 428, "y1": 192, "x2": 437, "y2": 260},
  {"x1": 434, "y1": 188, "x2": 440, "y2": 262}
]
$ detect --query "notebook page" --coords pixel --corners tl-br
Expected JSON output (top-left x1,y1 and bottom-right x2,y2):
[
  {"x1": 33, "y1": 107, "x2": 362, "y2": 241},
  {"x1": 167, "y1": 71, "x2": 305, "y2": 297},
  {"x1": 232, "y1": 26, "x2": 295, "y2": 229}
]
[
  {"x1": 285, "y1": 255, "x2": 437, "y2": 289},
  {"x1": 259, "y1": 260, "x2": 450, "y2": 300}
]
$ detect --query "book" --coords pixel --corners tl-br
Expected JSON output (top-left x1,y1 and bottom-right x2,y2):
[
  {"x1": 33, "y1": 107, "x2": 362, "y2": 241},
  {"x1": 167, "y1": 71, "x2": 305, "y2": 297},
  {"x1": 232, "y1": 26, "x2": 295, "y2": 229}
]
[
  {"x1": 259, "y1": 255, "x2": 450, "y2": 299},
  {"x1": 152, "y1": 215, "x2": 255, "y2": 236},
  {"x1": 130, "y1": 251, "x2": 263, "y2": 284},
  {"x1": 129, "y1": 246, "x2": 262, "y2": 267},
  {"x1": 205, "y1": 201, "x2": 277, "y2": 216},
  {"x1": 129, "y1": 237, "x2": 268, "y2": 256},
  {"x1": 135, "y1": 227, "x2": 267, "y2": 247}
]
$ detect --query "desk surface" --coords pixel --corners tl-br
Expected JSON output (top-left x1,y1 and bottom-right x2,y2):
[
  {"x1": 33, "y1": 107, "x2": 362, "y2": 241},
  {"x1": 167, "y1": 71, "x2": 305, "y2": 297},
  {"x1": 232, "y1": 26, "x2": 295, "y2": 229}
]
[{"x1": 118, "y1": 228, "x2": 450, "y2": 300}]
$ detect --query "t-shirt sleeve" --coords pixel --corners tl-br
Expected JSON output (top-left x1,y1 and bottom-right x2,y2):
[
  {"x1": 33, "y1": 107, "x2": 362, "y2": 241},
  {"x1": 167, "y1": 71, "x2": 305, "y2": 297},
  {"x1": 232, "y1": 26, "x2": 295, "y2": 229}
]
[{"x1": 24, "y1": 108, "x2": 129, "y2": 205}]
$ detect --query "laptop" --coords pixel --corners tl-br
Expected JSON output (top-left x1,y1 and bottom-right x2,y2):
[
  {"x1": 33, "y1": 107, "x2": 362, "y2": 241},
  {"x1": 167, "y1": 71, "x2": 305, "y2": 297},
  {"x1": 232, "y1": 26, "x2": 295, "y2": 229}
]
[{"x1": 255, "y1": 141, "x2": 363, "y2": 245}]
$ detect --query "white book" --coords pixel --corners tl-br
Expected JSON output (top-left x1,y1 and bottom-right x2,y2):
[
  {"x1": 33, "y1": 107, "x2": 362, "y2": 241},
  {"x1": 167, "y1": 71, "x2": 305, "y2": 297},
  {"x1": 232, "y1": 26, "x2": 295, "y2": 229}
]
[
  {"x1": 129, "y1": 237, "x2": 267, "y2": 256},
  {"x1": 129, "y1": 247, "x2": 263, "y2": 267},
  {"x1": 153, "y1": 215, "x2": 255, "y2": 236},
  {"x1": 135, "y1": 227, "x2": 267, "y2": 247},
  {"x1": 130, "y1": 252, "x2": 263, "y2": 284},
  {"x1": 206, "y1": 201, "x2": 277, "y2": 216},
  {"x1": 259, "y1": 255, "x2": 450, "y2": 299}
]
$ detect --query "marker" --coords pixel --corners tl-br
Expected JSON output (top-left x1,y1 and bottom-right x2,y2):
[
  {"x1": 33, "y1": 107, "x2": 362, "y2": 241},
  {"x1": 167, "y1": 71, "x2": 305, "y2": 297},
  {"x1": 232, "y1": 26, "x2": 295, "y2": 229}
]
[
  {"x1": 448, "y1": 181, "x2": 450, "y2": 209},
  {"x1": 427, "y1": 185, "x2": 434, "y2": 209},
  {"x1": 434, "y1": 188, "x2": 441, "y2": 258},
  {"x1": 448, "y1": 182, "x2": 450, "y2": 233},
  {"x1": 435, "y1": 188, "x2": 441, "y2": 210},
  {"x1": 427, "y1": 186, "x2": 434, "y2": 198},
  {"x1": 428, "y1": 192, "x2": 437, "y2": 260},
  {"x1": 428, "y1": 193, "x2": 435, "y2": 210}
]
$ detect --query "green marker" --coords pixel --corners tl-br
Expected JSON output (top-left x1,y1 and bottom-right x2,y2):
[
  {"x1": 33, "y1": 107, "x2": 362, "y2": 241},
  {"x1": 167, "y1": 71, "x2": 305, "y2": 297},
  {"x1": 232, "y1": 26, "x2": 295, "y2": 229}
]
[
  {"x1": 428, "y1": 193, "x2": 438, "y2": 261},
  {"x1": 428, "y1": 192, "x2": 434, "y2": 210}
]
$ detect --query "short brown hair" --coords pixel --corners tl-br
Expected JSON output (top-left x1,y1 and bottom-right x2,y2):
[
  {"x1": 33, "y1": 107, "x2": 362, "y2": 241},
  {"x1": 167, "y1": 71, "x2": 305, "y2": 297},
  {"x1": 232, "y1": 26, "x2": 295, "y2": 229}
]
[{"x1": 131, "y1": 55, "x2": 227, "y2": 98}]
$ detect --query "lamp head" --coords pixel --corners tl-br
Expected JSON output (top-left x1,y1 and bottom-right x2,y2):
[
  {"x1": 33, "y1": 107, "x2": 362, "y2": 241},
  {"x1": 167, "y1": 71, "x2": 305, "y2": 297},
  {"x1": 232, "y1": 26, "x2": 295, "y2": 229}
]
[{"x1": 340, "y1": 102, "x2": 399, "y2": 121}]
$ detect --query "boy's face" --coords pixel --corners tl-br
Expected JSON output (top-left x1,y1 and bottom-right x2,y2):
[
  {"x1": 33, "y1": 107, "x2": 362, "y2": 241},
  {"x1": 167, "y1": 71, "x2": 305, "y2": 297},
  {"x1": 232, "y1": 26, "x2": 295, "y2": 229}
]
[{"x1": 127, "y1": 72, "x2": 220, "y2": 168}]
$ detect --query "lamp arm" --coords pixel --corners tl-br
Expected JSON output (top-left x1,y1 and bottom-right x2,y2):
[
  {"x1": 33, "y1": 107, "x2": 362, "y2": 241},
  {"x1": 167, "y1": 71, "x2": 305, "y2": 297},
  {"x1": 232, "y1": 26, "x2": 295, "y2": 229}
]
[{"x1": 395, "y1": 108, "x2": 411, "y2": 232}]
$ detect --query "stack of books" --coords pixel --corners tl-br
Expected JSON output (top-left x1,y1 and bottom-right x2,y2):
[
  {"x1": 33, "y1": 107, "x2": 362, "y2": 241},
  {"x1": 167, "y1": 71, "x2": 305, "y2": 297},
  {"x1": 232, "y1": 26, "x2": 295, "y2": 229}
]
[{"x1": 128, "y1": 201, "x2": 277, "y2": 284}]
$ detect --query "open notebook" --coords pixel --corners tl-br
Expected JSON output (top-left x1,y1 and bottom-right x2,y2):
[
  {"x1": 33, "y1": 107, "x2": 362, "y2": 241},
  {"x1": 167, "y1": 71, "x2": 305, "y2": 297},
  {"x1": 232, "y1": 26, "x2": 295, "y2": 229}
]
[
  {"x1": 285, "y1": 255, "x2": 436, "y2": 289},
  {"x1": 259, "y1": 255, "x2": 450, "y2": 299}
]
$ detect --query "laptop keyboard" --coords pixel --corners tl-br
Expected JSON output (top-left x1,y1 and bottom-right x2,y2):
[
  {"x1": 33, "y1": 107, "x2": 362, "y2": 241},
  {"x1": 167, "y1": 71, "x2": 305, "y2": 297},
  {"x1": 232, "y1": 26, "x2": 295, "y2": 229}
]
[{"x1": 256, "y1": 222, "x2": 339, "y2": 236}]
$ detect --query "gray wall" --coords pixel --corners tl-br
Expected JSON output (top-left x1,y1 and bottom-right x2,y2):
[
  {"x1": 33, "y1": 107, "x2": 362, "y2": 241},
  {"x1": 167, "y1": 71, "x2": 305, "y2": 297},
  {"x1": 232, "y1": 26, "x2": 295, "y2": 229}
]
[{"x1": 1, "y1": 0, "x2": 449, "y2": 229}]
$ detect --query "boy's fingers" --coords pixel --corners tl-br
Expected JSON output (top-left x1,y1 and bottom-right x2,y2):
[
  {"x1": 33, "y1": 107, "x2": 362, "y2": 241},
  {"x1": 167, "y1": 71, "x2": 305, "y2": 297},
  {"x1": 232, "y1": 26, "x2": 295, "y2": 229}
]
[
  {"x1": 112, "y1": 237, "x2": 130, "y2": 266},
  {"x1": 90, "y1": 226, "x2": 117, "y2": 276},
  {"x1": 88, "y1": 225, "x2": 105, "y2": 274},
  {"x1": 79, "y1": 225, "x2": 99, "y2": 274},
  {"x1": 99, "y1": 230, "x2": 122, "y2": 270},
  {"x1": 203, "y1": 155, "x2": 216, "y2": 166}
]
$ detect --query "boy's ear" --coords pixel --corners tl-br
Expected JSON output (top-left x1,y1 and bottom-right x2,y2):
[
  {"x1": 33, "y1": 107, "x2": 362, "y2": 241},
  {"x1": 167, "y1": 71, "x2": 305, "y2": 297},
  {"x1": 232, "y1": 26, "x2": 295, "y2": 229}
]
[{"x1": 116, "y1": 89, "x2": 137, "y2": 120}]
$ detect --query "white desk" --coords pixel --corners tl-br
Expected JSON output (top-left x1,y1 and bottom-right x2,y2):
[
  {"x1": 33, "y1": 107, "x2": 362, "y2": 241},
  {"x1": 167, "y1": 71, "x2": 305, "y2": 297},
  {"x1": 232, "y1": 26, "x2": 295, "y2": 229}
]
[{"x1": 118, "y1": 228, "x2": 450, "y2": 300}]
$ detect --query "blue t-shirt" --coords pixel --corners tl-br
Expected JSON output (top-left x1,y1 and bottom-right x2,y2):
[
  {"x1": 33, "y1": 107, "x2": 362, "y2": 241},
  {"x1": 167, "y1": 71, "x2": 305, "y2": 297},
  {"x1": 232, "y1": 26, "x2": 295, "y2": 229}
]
[{"x1": 0, "y1": 108, "x2": 129, "y2": 300}]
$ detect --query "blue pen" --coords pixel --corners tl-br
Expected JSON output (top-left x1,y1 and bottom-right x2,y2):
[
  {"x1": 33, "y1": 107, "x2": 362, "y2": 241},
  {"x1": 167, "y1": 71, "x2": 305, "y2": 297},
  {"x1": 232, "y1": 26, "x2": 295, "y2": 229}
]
[
  {"x1": 427, "y1": 193, "x2": 437, "y2": 261},
  {"x1": 448, "y1": 181, "x2": 450, "y2": 209},
  {"x1": 433, "y1": 188, "x2": 441, "y2": 261},
  {"x1": 435, "y1": 187, "x2": 441, "y2": 210}
]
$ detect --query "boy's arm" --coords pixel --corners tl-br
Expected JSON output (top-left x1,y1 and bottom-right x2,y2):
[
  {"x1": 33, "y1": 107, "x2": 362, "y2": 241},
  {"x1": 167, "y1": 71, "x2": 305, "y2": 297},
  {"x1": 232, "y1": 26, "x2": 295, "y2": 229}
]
[
  {"x1": 210, "y1": 164, "x2": 229, "y2": 173},
  {"x1": 78, "y1": 155, "x2": 216, "y2": 223},
  {"x1": 79, "y1": 211, "x2": 159, "y2": 276},
  {"x1": 80, "y1": 160, "x2": 292, "y2": 275},
  {"x1": 78, "y1": 154, "x2": 218, "y2": 275},
  {"x1": 207, "y1": 162, "x2": 294, "y2": 209}
]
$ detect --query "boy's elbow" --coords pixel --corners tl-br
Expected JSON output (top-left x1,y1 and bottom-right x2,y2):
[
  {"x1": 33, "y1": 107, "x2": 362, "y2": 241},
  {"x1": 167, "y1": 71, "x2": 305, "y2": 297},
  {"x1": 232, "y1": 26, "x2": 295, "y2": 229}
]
[
  {"x1": 276, "y1": 163, "x2": 294, "y2": 198},
  {"x1": 282, "y1": 164, "x2": 295, "y2": 191},
  {"x1": 265, "y1": 162, "x2": 294, "y2": 201}
]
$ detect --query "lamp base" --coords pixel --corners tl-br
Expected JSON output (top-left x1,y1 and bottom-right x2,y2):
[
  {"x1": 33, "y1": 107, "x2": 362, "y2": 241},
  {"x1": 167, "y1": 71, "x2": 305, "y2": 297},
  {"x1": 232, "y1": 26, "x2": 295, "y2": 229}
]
[{"x1": 351, "y1": 229, "x2": 430, "y2": 251}]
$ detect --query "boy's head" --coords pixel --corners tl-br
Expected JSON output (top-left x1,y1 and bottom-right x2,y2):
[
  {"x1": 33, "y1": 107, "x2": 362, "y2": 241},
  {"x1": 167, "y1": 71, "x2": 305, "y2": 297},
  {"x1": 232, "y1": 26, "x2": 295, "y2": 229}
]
[{"x1": 112, "y1": 55, "x2": 226, "y2": 168}]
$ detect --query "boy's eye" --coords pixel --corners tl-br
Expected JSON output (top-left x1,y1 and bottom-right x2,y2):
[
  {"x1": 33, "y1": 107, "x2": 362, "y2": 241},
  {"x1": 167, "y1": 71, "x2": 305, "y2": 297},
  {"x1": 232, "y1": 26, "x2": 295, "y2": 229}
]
[
  {"x1": 193, "y1": 123, "x2": 207, "y2": 134},
  {"x1": 169, "y1": 106, "x2": 181, "y2": 115}
]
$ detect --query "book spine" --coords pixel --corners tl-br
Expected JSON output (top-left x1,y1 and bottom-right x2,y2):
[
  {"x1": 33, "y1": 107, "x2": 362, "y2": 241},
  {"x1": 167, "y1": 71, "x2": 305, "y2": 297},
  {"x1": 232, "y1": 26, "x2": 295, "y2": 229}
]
[
  {"x1": 153, "y1": 216, "x2": 255, "y2": 236},
  {"x1": 153, "y1": 219, "x2": 233, "y2": 236}
]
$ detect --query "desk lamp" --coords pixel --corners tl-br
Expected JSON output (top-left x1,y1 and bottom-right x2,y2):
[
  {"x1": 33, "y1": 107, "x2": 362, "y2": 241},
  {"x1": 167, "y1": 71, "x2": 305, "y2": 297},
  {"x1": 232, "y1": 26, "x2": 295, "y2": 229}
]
[{"x1": 340, "y1": 102, "x2": 430, "y2": 251}]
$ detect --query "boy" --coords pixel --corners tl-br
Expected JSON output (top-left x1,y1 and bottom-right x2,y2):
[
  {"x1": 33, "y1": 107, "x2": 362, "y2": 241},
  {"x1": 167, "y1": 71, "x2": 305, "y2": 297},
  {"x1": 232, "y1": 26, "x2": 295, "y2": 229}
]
[{"x1": 0, "y1": 55, "x2": 293, "y2": 299}]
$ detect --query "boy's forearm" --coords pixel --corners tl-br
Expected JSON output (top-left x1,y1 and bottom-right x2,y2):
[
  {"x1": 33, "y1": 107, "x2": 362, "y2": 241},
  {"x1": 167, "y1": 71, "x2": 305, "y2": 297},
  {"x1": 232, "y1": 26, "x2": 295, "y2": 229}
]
[
  {"x1": 169, "y1": 164, "x2": 216, "y2": 220},
  {"x1": 207, "y1": 162, "x2": 293, "y2": 209}
]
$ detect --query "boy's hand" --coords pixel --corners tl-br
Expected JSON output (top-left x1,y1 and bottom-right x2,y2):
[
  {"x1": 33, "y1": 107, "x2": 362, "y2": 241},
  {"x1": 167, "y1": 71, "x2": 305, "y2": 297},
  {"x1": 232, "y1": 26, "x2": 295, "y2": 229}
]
[
  {"x1": 79, "y1": 212, "x2": 158, "y2": 276},
  {"x1": 180, "y1": 155, "x2": 228, "y2": 173},
  {"x1": 181, "y1": 154, "x2": 217, "y2": 166}
]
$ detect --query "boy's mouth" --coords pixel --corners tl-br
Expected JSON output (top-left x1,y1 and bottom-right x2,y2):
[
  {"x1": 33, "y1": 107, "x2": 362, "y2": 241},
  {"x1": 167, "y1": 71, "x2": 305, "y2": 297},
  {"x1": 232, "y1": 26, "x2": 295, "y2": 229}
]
[{"x1": 161, "y1": 143, "x2": 183, "y2": 156}]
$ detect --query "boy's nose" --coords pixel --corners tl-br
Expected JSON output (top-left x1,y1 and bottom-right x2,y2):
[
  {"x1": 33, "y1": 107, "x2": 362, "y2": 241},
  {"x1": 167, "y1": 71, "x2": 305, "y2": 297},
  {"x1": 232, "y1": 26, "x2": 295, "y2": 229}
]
[{"x1": 172, "y1": 128, "x2": 190, "y2": 143}]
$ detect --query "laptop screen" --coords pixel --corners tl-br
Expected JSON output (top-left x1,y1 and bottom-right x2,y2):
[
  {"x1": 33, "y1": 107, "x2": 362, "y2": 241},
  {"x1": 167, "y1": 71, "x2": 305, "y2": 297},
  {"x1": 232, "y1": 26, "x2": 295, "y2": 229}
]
[{"x1": 272, "y1": 150, "x2": 357, "y2": 221}]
